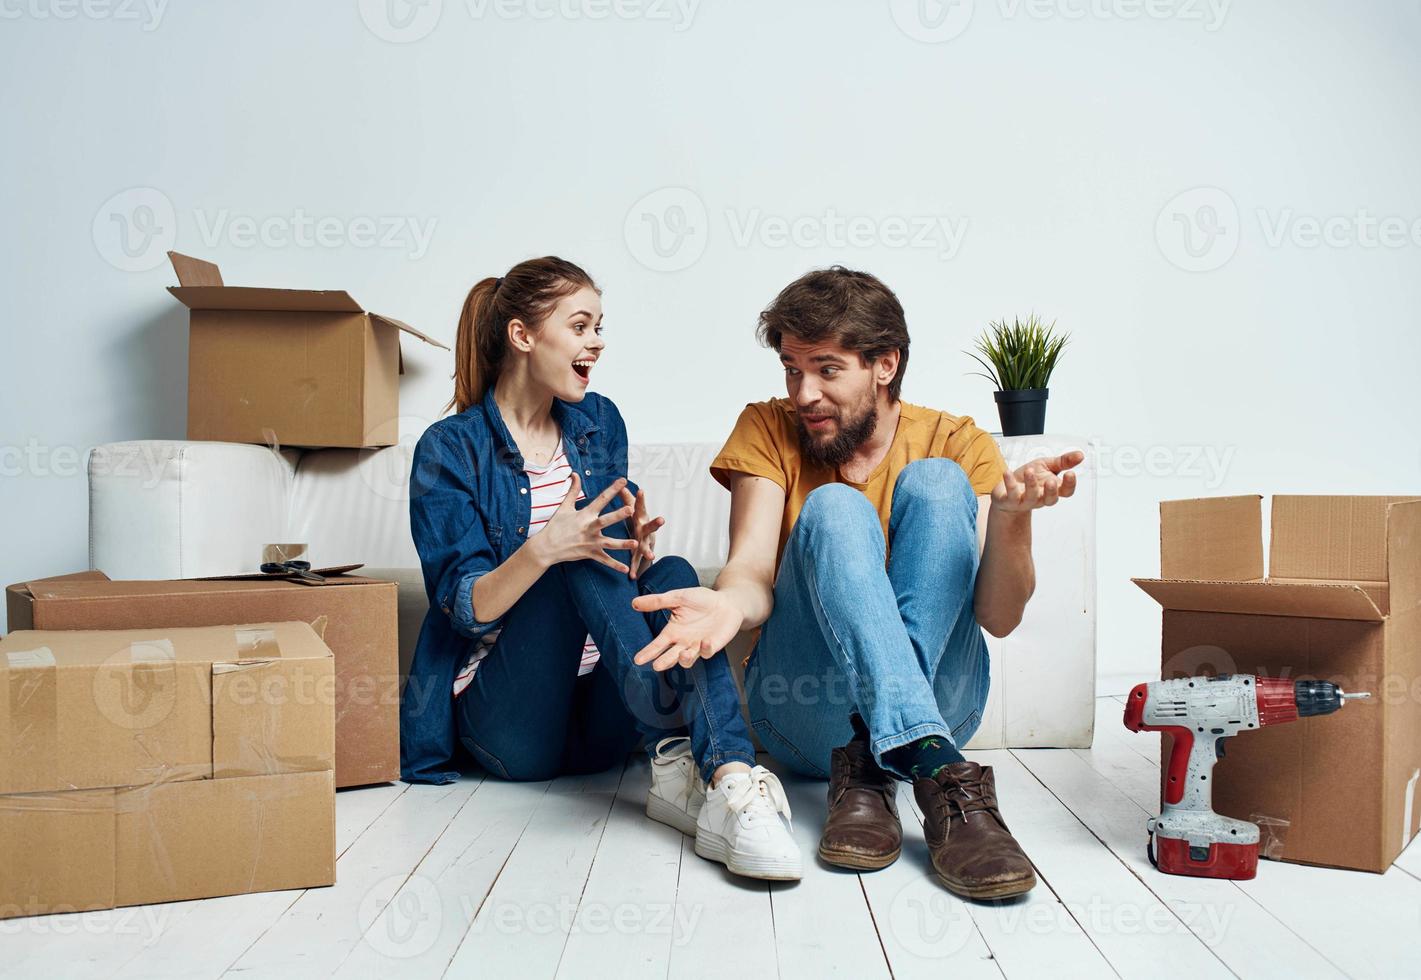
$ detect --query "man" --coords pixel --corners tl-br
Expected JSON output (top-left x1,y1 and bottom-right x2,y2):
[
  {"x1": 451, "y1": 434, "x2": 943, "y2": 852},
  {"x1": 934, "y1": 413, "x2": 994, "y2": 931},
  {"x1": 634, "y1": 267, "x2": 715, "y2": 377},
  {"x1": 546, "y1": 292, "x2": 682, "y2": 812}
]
[{"x1": 632, "y1": 267, "x2": 1080, "y2": 899}]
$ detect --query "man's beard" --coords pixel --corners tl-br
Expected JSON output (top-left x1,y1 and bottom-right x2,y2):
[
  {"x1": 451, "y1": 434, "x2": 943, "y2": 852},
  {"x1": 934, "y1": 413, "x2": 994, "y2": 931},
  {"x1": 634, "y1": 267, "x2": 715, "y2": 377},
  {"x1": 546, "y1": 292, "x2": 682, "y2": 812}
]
[{"x1": 797, "y1": 396, "x2": 878, "y2": 469}]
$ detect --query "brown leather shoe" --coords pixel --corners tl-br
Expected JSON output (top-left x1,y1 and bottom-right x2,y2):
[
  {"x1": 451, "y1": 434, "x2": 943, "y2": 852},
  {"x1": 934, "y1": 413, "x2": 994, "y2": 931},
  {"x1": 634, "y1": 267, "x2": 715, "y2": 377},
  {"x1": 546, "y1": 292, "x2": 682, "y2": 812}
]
[
  {"x1": 913, "y1": 761, "x2": 1036, "y2": 899},
  {"x1": 818, "y1": 740, "x2": 902, "y2": 870}
]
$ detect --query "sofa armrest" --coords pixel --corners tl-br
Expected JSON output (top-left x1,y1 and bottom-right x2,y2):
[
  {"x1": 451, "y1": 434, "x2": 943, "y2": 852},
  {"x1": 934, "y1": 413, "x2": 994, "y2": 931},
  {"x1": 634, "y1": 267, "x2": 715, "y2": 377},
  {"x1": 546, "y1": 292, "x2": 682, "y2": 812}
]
[{"x1": 88, "y1": 441, "x2": 298, "y2": 580}]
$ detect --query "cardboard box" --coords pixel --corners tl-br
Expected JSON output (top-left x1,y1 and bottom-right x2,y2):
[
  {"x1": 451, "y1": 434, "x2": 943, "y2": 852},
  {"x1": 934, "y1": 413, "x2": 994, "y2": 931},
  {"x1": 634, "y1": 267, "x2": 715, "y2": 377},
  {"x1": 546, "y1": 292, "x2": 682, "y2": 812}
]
[
  {"x1": 7, "y1": 569, "x2": 399, "y2": 788},
  {"x1": 0, "y1": 621, "x2": 335, "y2": 918},
  {"x1": 1135, "y1": 494, "x2": 1421, "y2": 873},
  {"x1": 166, "y1": 250, "x2": 448, "y2": 448}
]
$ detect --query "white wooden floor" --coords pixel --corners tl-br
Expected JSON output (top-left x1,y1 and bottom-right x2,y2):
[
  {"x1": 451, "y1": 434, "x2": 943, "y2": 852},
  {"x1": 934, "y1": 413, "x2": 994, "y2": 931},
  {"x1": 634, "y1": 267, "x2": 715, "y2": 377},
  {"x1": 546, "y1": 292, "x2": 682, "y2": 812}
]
[{"x1": 6, "y1": 696, "x2": 1420, "y2": 980}]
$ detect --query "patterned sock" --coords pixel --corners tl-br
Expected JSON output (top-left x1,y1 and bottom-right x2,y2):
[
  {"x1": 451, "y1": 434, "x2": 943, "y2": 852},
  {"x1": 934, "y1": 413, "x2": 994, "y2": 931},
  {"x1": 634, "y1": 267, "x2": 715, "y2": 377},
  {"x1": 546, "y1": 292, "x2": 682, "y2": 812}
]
[{"x1": 884, "y1": 734, "x2": 966, "y2": 781}]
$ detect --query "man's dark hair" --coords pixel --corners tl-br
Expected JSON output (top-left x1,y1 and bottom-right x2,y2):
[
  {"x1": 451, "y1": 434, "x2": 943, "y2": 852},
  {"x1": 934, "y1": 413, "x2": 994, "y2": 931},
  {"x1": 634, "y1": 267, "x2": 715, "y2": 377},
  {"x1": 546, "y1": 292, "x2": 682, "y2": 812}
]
[{"x1": 755, "y1": 266, "x2": 910, "y2": 401}]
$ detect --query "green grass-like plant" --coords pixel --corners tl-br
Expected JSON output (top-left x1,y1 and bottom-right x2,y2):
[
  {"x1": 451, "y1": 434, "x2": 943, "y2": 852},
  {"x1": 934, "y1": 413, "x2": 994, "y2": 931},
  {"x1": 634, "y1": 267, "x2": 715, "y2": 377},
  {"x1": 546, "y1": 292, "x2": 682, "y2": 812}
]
[{"x1": 967, "y1": 314, "x2": 1070, "y2": 391}]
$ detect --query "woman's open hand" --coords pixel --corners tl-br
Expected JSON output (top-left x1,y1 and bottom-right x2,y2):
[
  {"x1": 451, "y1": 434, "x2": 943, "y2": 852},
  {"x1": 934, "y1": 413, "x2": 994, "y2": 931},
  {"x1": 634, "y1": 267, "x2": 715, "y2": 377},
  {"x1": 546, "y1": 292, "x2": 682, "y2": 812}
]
[{"x1": 531, "y1": 474, "x2": 638, "y2": 573}]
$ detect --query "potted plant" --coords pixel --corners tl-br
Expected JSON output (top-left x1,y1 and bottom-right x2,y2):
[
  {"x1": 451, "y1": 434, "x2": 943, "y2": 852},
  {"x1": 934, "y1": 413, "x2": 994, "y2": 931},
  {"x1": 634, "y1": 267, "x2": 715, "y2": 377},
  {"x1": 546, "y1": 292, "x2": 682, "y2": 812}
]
[{"x1": 966, "y1": 314, "x2": 1070, "y2": 437}]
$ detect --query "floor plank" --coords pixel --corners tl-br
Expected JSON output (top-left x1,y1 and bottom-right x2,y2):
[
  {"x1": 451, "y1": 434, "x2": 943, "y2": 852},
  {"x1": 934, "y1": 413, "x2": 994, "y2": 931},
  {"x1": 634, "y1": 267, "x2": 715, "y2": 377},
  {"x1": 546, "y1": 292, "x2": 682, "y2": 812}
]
[
  {"x1": 988, "y1": 750, "x2": 1232, "y2": 980},
  {"x1": 857, "y1": 782, "x2": 1004, "y2": 980},
  {"x1": 769, "y1": 768, "x2": 893, "y2": 979},
  {"x1": 442, "y1": 764, "x2": 625, "y2": 978},
  {"x1": 333, "y1": 777, "x2": 555, "y2": 978},
  {"x1": 222, "y1": 779, "x2": 483, "y2": 978},
  {"x1": 662, "y1": 809, "x2": 775, "y2": 980},
  {"x1": 553, "y1": 756, "x2": 685, "y2": 980},
  {"x1": 1016, "y1": 747, "x2": 1346, "y2": 978},
  {"x1": 901, "y1": 750, "x2": 1119, "y2": 979}
]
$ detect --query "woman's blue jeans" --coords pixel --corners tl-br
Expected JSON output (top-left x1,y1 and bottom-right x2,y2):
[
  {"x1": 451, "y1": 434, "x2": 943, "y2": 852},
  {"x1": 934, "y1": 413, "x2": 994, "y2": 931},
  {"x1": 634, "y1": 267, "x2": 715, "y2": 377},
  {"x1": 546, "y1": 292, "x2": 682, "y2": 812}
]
[
  {"x1": 455, "y1": 554, "x2": 756, "y2": 784},
  {"x1": 746, "y1": 458, "x2": 992, "y2": 779}
]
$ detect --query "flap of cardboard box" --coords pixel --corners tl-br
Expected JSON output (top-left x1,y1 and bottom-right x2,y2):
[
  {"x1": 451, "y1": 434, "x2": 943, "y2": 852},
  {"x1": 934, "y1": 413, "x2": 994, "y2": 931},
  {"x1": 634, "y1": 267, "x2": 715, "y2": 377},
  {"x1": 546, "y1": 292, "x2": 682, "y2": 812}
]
[
  {"x1": 1160, "y1": 495, "x2": 1264, "y2": 581},
  {"x1": 1133, "y1": 577, "x2": 1386, "y2": 621},
  {"x1": 370, "y1": 312, "x2": 449, "y2": 350},
  {"x1": 167, "y1": 284, "x2": 367, "y2": 314},
  {"x1": 168, "y1": 251, "x2": 224, "y2": 287},
  {"x1": 1270, "y1": 495, "x2": 1421, "y2": 581}
]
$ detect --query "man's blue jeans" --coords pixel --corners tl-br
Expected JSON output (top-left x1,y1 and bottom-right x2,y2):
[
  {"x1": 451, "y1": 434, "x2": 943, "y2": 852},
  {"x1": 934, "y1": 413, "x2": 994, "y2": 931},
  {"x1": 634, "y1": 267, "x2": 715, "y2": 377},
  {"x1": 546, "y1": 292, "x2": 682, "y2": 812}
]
[
  {"x1": 456, "y1": 554, "x2": 757, "y2": 784},
  {"x1": 746, "y1": 458, "x2": 992, "y2": 779}
]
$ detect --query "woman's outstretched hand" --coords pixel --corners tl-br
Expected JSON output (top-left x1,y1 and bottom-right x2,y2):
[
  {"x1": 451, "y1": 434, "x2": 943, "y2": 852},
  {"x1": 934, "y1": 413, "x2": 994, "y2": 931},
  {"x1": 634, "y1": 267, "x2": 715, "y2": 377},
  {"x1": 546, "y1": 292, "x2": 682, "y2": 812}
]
[
  {"x1": 531, "y1": 474, "x2": 638, "y2": 573},
  {"x1": 630, "y1": 586, "x2": 744, "y2": 671}
]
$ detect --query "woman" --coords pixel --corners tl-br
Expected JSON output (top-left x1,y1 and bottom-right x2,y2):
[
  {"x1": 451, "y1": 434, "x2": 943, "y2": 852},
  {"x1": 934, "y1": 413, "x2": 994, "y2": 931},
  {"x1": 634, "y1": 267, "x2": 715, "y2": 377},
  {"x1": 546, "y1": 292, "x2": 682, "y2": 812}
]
[{"x1": 400, "y1": 256, "x2": 800, "y2": 880}]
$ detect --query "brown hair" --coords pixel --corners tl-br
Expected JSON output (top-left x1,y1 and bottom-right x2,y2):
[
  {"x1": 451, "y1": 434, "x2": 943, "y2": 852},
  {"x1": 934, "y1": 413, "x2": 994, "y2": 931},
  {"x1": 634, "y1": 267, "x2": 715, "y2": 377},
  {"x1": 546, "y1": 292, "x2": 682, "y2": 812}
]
[
  {"x1": 447, "y1": 256, "x2": 599, "y2": 413},
  {"x1": 755, "y1": 266, "x2": 910, "y2": 401}
]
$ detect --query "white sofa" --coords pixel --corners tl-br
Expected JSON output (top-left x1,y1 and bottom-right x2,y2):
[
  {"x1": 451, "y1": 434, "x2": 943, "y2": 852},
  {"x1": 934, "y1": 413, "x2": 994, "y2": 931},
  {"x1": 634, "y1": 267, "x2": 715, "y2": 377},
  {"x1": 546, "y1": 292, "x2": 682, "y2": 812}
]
[{"x1": 87, "y1": 434, "x2": 1098, "y2": 748}]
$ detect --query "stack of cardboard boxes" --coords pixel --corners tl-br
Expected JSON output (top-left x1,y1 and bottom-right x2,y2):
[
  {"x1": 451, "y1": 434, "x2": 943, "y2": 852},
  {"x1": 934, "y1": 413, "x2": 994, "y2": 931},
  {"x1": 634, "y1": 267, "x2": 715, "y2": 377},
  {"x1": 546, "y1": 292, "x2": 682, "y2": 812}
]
[
  {"x1": 1, "y1": 253, "x2": 443, "y2": 917},
  {"x1": 0, "y1": 621, "x2": 335, "y2": 918}
]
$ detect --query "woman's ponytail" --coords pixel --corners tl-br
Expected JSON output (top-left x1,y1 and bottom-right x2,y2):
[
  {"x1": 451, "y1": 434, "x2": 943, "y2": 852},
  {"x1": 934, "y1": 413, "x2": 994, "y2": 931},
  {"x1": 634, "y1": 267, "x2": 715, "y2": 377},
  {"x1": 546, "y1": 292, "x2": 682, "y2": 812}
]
[{"x1": 448, "y1": 277, "x2": 503, "y2": 414}]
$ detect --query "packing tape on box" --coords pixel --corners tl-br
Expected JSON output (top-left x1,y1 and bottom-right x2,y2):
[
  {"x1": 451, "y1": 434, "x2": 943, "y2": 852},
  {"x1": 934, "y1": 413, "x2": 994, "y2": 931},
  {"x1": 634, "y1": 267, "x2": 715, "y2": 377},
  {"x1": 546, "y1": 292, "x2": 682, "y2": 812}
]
[
  {"x1": 128, "y1": 639, "x2": 175, "y2": 663},
  {"x1": 0, "y1": 788, "x2": 115, "y2": 815},
  {"x1": 1250, "y1": 813, "x2": 1291, "y2": 861},
  {"x1": 6, "y1": 647, "x2": 58, "y2": 793},
  {"x1": 234, "y1": 627, "x2": 281, "y2": 660}
]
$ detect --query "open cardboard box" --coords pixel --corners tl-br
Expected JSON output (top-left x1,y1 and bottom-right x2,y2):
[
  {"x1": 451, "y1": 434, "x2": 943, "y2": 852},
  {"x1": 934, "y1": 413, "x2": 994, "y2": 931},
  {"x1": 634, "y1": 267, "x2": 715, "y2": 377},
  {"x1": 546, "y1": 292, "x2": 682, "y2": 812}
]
[
  {"x1": 1134, "y1": 494, "x2": 1421, "y2": 872},
  {"x1": 0, "y1": 621, "x2": 335, "y2": 918},
  {"x1": 167, "y1": 250, "x2": 448, "y2": 448}
]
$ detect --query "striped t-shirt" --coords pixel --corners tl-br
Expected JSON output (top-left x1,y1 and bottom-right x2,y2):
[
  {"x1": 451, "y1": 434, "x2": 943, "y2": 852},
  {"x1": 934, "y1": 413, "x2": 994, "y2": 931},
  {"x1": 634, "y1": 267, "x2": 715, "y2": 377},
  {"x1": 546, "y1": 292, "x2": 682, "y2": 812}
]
[{"x1": 452, "y1": 439, "x2": 601, "y2": 696}]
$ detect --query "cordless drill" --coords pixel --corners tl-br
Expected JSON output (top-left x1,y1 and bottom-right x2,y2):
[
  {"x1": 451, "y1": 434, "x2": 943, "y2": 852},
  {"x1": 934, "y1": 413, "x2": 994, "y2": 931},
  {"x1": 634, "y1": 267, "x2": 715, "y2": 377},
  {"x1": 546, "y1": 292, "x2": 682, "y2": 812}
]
[{"x1": 1122, "y1": 673, "x2": 1370, "y2": 879}]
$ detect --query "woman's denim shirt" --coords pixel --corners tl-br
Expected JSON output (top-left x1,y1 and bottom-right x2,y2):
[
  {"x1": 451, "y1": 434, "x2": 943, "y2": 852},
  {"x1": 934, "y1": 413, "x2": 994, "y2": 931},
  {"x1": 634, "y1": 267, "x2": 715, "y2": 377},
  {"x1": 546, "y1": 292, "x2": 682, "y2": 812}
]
[{"x1": 401, "y1": 385, "x2": 638, "y2": 784}]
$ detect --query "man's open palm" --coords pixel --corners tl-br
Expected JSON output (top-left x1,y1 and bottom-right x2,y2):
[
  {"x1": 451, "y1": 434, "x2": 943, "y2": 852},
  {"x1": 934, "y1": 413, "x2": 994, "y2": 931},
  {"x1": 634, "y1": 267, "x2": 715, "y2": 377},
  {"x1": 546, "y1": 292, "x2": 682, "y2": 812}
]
[
  {"x1": 630, "y1": 586, "x2": 744, "y2": 671},
  {"x1": 991, "y1": 450, "x2": 1084, "y2": 513}
]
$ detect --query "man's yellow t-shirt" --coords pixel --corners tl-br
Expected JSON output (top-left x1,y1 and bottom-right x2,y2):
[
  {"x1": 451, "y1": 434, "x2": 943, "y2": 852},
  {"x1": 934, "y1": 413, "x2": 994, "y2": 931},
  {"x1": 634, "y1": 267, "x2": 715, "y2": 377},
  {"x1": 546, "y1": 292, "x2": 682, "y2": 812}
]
[{"x1": 709, "y1": 398, "x2": 1007, "y2": 572}]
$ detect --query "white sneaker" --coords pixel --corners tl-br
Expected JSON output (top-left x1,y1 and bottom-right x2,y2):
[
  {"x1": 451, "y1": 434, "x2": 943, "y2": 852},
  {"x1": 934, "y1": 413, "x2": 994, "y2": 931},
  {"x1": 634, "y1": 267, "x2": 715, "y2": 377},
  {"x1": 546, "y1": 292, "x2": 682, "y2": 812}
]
[
  {"x1": 645, "y1": 736, "x2": 705, "y2": 836},
  {"x1": 694, "y1": 765, "x2": 803, "y2": 880}
]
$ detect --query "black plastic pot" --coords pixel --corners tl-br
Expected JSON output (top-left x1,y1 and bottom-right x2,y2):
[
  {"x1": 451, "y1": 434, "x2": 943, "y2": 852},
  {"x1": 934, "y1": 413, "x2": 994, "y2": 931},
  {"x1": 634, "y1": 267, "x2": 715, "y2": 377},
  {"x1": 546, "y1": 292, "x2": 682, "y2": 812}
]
[{"x1": 994, "y1": 388, "x2": 1049, "y2": 436}]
